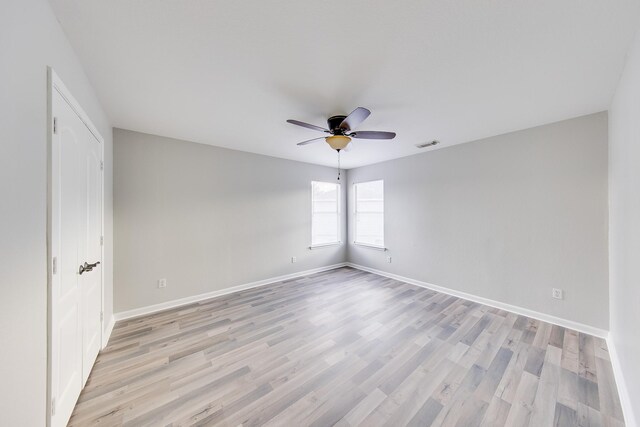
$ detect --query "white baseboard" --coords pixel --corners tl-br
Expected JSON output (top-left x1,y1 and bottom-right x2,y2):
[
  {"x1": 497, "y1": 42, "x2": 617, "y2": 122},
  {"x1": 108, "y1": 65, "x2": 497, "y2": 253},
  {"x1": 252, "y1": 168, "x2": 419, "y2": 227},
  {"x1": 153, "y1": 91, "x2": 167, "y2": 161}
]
[
  {"x1": 346, "y1": 262, "x2": 609, "y2": 339},
  {"x1": 114, "y1": 263, "x2": 348, "y2": 322},
  {"x1": 102, "y1": 315, "x2": 115, "y2": 349},
  {"x1": 607, "y1": 337, "x2": 637, "y2": 427}
]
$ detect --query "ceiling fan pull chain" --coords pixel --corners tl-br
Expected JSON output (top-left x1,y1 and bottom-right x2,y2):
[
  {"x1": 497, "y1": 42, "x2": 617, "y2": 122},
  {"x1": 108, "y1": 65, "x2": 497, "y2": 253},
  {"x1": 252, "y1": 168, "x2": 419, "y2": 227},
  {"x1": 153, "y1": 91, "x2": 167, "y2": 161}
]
[{"x1": 337, "y1": 150, "x2": 341, "y2": 181}]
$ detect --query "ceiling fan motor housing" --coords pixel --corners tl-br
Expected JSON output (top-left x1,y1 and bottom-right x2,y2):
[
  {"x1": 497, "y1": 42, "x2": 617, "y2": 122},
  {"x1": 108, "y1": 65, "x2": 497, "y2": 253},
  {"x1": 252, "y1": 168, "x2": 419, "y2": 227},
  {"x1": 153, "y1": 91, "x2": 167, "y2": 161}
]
[{"x1": 327, "y1": 115, "x2": 348, "y2": 133}]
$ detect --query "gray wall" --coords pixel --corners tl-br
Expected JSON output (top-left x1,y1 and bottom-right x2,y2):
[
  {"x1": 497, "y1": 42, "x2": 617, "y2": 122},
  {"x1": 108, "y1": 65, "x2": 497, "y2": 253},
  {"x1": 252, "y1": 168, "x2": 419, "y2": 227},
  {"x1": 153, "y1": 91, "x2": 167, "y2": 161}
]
[
  {"x1": 113, "y1": 129, "x2": 346, "y2": 312},
  {"x1": 0, "y1": 0, "x2": 113, "y2": 424},
  {"x1": 347, "y1": 113, "x2": 609, "y2": 329},
  {"x1": 609, "y1": 25, "x2": 640, "y2": 425}
]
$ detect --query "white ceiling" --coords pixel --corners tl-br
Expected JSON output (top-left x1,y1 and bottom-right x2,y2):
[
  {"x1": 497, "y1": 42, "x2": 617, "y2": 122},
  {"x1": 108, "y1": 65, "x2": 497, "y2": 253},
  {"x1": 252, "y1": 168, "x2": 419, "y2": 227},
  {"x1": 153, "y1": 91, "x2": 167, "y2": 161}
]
[{"x1": 50, "y1": 0, "x2": 640, "y2": 169}]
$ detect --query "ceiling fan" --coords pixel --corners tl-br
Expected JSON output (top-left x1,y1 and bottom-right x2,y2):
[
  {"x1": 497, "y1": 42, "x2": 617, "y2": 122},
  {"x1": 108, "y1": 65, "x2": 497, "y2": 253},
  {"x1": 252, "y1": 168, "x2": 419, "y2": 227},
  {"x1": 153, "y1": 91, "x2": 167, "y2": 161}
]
[{"x1": 287, "y1": 107, "x2": 396, "y2": 152}]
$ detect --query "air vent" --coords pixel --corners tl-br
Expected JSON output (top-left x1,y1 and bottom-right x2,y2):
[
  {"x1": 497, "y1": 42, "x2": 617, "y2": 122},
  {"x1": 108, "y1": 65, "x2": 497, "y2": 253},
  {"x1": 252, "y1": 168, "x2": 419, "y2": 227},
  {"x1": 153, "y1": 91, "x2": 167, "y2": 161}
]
[{"x1": 416, "y1": 140, "x2": 439, "y2": 149}]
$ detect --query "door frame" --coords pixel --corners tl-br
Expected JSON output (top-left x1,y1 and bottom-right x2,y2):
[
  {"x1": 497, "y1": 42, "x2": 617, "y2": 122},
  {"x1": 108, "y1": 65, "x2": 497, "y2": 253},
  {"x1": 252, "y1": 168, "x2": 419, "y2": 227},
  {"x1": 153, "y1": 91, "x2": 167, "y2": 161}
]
[{"x1": 47, "y1": 67, "x2": 105, "y2": 426}]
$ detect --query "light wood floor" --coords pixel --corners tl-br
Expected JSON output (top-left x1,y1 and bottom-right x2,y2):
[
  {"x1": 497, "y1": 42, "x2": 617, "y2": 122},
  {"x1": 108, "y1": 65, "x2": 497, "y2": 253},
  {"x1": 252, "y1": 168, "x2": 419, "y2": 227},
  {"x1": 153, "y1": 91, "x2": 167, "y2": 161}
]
[{"x1": 70, "y1": 267, "x2": 624, "y2": 426}]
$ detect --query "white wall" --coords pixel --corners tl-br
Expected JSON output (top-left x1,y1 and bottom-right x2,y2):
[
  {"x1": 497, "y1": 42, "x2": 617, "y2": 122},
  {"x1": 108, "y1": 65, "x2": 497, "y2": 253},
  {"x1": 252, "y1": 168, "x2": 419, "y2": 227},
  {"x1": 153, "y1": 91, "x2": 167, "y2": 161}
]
[
  {"x1": 0, "y1": 0, "x2": 113, "y2": 425},
  {"x1": 347, "y1": 113, "x2": 609, "y2": 330},
  {"x1": 113, "y1": 129, "x2": 346, "y2": 313},
  {"x1": 609, "y1": 25, "x2": 640, "y2": 426}
]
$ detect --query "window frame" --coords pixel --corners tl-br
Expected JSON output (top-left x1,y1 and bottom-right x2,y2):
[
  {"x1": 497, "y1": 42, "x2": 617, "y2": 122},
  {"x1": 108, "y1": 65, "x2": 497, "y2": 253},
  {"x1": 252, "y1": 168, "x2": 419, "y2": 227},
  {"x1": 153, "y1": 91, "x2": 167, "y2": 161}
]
[
  {"x1": 310, "y1": 181, "x2": 341, "y2": 248},
  {"x1": 353, "y1": 179, "x2": 385, "y2": 250}
]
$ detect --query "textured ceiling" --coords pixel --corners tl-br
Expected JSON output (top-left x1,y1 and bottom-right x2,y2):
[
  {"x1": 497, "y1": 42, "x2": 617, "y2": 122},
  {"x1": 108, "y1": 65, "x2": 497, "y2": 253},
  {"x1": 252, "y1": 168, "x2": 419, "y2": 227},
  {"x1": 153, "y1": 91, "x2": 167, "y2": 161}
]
[{"x1": 50, "y1": 0, "x2": 640, "y2": 168}]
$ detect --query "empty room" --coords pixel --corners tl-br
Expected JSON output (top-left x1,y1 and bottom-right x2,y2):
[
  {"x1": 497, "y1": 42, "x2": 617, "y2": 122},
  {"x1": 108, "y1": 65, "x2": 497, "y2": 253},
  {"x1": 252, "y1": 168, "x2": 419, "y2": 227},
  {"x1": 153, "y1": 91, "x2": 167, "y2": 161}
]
[{"x1": 2, "y1": 0, "x2": 640, "y2": 426}]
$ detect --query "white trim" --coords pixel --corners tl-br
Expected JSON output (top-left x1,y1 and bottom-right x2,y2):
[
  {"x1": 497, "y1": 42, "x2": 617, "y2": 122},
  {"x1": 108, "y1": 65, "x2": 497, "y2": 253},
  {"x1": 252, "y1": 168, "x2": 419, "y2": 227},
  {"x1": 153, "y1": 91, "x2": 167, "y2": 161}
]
[
  {"x1": 346, "y1": 262, "x2": 609, "y2": 338},
  {"x1": 309, "y1": 242, "x2": 342, "y2": 250},
  {"x1": 114, "y1": 263, "x2": 348, "y2": 321},
  {"x1": 49, "y1": 69, "x2": 104, "y2": 144},
  {"x1": 353, "y1": 242, "x2": 387, "y2": 251},
  {"x1": 102, "y1": 316, "x2": 115, "y2": 349},
  {"x1": 606, "y1": 337, "x2": 637, "y2": 427}
]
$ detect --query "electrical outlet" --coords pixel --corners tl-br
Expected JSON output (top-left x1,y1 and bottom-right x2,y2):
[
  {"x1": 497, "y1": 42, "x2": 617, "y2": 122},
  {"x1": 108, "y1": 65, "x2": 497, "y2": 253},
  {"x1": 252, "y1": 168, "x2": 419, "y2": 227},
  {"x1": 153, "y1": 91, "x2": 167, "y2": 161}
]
[
  {"x1": 291, "y1": 256, "x2": 297, "y2": 263},
  {"x1": 552, "y1": 288, "x2": 563, "y2": 300},
  {"x1": 386, "y1": 256, "x2": 392, "y2": 263},
  {"x1": 158, "y1": 278, "x2": 167, "y2": 289}
]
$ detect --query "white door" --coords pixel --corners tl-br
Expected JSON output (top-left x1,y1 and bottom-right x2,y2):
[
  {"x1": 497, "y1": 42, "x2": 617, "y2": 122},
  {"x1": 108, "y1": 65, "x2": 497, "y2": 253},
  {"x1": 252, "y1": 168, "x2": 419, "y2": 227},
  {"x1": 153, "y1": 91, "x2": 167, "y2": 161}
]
[
  {"x1": 81, "y1": 120, "x2": 103, "y2": 384},
  {"x1": 50, "y1": 84, "x2": 103, "y2": 427}
]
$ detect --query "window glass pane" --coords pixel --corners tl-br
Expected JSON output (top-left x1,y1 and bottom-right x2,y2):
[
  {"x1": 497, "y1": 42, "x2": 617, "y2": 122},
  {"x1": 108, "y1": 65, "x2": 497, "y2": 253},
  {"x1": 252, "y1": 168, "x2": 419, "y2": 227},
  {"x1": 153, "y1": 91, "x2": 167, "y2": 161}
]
[
  {"x1": 356, "y1": 200, "x2": 383, "y2": 212},
  {"x1": 355, "y1": 180, "x2": 384, "y2": 200},
  {"x1": 355, "y1": 180, "x2": 384, "y2": 246},
  {"x1": 355, "y1": 213, "x2": 384, "y2": 246},
  {"x1": 312, "y1": 213, "x2": 339, "y2": 245},
  {"x1": 313, "y1": 181, "x2": 338, "y2": 200},
  {"x1": 312, "y1": 181, "x2": 340, "y2": 245},
  {"x1": 313, "y1": 200, "x2": 337, "y2": 213}
]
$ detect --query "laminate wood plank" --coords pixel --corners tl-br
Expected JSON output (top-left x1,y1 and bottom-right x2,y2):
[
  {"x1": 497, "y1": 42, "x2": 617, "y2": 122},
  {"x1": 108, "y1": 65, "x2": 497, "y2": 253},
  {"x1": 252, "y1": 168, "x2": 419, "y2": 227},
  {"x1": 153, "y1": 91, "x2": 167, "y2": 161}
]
[
  {"x1": 577, "y1": 402, "x2": 604, "y2": 427},
  {"x1": 430, "y1": 362, "x2": 471, "y2": 408},
  {"x1": 68, "y1": 267, "x2": 624, "y2": 426},
  {"x1": 452, "y1": 396, "x2": 489, "y2": 427},
  {"x1": 579, "y1": 333, "x2": 598, "y2": 382},
  {"x1": 562, "y1": 328, "x2": 580, "y2": 373},
  {"x1": 236, "y1": 355, "x2": 364, "y2": 426},
  {"x1": 550, "y1": 324, "x2": 566, "y2": 349},
  {"x1": 378, "y1": 338, "x2": 440, "y2": 395},
  {"x1": 307, "y1": 386, "x2": 367, "y2": 427},
  {"x1": 558, "y1": 368, "x2": 581, "y2": 411},
  {"x1": 529, "y1": 345, "x2": 562, "y2": 426},
  {"x1": 495, "y1": 340, "x2": 530, "y2": 404},
  {"x1": 342, "y1": 387, "x2": 387, "y2": 426},
  {"x1": 503, "y1": 371, "x2": 540, "y2": 426},
  {"x1": 594, "y1": 355, "x2": 624, "y2": 422},
  {"x1": 406, "y1": 398, "x2": 444, "y2": 427},
  {"x1": 474, "y1": 347, "x2": 513, "y2": 403},
  {"x1": 555, "y1": 402, "x2": 578, "y2": 426},
  {"x1": 429, "y1": 380, "x2": 475, "y2": 426},
  {"x1": 479, "y1": 395, "x2": 511, "y2": 427},
  {"x1": 593, "y1": 337, "x2": 610, "y2": 362},
  {"x1": 524, "y1": 346, "x2": 547, "y2": 377},
  {"x1": 474, "y1": 313, "x2": 516, "y2": 370},
  {"x1": 381, "y1": 358, "x2": 456, "y2": 427}
]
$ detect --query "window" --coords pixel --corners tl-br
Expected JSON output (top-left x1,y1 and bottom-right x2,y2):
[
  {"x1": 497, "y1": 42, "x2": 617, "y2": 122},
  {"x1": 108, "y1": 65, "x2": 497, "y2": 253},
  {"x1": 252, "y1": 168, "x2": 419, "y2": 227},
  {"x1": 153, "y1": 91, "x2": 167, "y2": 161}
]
[
  {"x1": 311, "y1": 181, "x2": 340, "y2": 246},
  {"x1": 354, "y1": 180, "x2": 384, "y2": 248}
]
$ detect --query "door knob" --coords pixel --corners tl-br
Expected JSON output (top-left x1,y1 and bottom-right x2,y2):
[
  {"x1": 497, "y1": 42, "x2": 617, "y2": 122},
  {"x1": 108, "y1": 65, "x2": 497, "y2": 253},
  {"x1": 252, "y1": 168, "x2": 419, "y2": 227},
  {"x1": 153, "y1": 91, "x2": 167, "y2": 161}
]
[{"x1": 78, "y1": 261, "x2": 100, "y2": 275}]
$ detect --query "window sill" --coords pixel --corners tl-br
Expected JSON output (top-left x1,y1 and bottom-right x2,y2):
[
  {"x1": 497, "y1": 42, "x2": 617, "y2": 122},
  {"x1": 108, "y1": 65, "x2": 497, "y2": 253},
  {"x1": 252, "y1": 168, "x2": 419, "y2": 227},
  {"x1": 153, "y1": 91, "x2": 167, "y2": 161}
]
[
  {"x1": 353, "y1": 242, "x2": 387, "y2": 251},
  {"x1": 309, "y1": 242, "x2": 342, "y2": 250}
]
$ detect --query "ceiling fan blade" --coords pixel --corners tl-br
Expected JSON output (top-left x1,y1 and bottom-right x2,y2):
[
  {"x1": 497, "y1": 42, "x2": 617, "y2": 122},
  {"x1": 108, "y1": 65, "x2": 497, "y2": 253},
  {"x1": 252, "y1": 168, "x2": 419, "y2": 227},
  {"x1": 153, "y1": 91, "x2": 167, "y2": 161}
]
[
  {"x1": 350, "y1": 131, "x2": 396, "y2": 140},
  {"x1": 339, "y1": 107, "x2": 371, "y2": 131},
  {"x1": 287, "y1": 119, "x2": 329, "y2": 133},
  {"x1": 296, "y1": 136, "x2": 327, "y2": 146}
]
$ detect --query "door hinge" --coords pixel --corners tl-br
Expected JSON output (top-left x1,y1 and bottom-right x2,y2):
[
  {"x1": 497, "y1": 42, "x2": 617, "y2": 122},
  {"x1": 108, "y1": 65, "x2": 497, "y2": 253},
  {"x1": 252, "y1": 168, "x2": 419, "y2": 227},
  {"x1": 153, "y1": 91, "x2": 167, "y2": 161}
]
[
  {"x1": 53, "y1": 117, "x2": 58, "y2": 134},
  {"x1": 52, "y1": 257, "x2": 57, "y2": 275},
  {"x1": 51, "y1": 397, "x2": 56, "y2": 416},
  {"x1": 100, "y1": 161, "x2": 104, "y2": 171},
  {"x1": 100, "y1": 235, "x2": 104, "y2": 246},
  {"x1": 100, "y1": 311, "x2": 104, "y2": 322}
]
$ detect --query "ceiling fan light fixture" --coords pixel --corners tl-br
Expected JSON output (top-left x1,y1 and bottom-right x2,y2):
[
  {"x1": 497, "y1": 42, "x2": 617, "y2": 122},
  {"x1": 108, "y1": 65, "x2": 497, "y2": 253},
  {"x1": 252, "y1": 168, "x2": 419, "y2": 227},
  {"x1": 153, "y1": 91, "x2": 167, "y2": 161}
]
[{"x1": 325, "y1": 135, "x2": 351, "y2": 150}]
